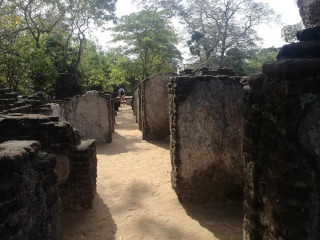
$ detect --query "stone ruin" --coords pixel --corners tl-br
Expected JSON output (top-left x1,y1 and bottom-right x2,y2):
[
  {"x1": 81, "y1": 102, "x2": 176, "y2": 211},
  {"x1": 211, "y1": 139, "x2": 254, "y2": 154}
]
[
  {"x1": 242, "y1": 10, "x2": 320, "y2": 240},
  {"x1": 133, "y1": 85, "x2": 142, "y2": 131},
  {"x1": 168, "y1": 69, "x2": 245, "y2": 202},
  {"x1": 298, "y1": 0, "x2": 320, "y2": 27},
  {"x1": 0, "y1": 88, "x2": 53, "y2": 115},
  {"x1": 1, "y1": 87, "x2": 116, "y2": 143},
  {"x1": 0, "y1": 114, "x2": 97, "y2": 211},
  {"x1": 132, "y1": 73, "x2": 176, "y2": 140},
  {"x1": 59, "y1": 91, "x2": 115, "y2": 143},
  {"x1": 140, "y1": 73, "x2": 176, "y2": 140},
  {"x1": 0, "y1": 76, "x2": 117, "y2": 239},
  {"x1": 0, "y1": 141, "x2": 60, "y2": 240},
  {"x1": 0, "y1": 86, "x2": 116, "y2": 238}
]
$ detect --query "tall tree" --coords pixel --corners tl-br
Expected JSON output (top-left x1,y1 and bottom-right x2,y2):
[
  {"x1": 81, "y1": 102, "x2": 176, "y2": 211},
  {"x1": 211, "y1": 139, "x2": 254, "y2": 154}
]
[
  {"x1": 112, "y1": 10, "x2": 181, "y2": 80},
  {"x1": 0, "y1": 0, "x2": 116, "y2": 93},
  {"x1": 183, "y1": 0, "x2": 276, "y2": 67},
  {"x1": 140, "y1": 0, "x2": 276, "y2": 68}
]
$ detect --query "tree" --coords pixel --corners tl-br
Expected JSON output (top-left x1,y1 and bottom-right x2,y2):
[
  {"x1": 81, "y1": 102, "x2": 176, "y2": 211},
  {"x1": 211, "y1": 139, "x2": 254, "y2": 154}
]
[
  {"x1": 140, "y1": 0, "x2": 277, "y2": 68},
  {"x1": 243, "y1": 47, "x2": 278, "y2": 75},
  {"x1": 61, "y1": 0, "x2": 116, "y2": 73},
  {"x1": 112, "y1": 10, "x2": 181, "y2": 80},
  {"x1": 0, "y1": 0, "x2": 116, "y2": 93},
  {"x1": 183, "y1": 0, "x2": 276, "y2": 67},
  {"x1": 281, "y1": 22, "x2": 304, "y2": 43}
]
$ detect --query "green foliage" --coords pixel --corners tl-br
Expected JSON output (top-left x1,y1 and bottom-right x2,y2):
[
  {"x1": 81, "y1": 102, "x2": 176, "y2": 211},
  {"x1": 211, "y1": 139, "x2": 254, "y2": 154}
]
[
  {"x1": 243, "y1": 47, "x2": 279, "y2": 75},
  {"x1": 112, "y1": 10, "x2": 181, "y2": 80},
  {"x1": 27, "y1": 48, "x2": 58, "y2": 92},
  {"x1": 140, "y1": 0, "x2": 277, "y2": 69},
  {"x1": 0, "y1": 0, "x2": 116, "y2": 94},
  {"x1": 78, "y1": 40, "x2": 110, "y2": 90},
  {"x1": 281, "y1": 22, "x2": 304, "y2": 43}
]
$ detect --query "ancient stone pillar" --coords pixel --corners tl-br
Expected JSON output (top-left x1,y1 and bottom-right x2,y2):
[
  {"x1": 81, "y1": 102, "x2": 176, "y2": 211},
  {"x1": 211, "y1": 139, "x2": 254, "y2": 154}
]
[
  {"x1": 136, "y1": 85, "x2": 142, "y2": 130},
  {"x1": 59, "y1": 91, "x2": 113, "y2": 143},
  {"x1": 141, "y1": 73, "x2": 176, "y2": 140},
  {"x1": 169, "y1": 74, "x2": 245, "y2": 202},
  {"x1": 243, "y1": 33, "x2": 320, "y2": 238},
  {"x1": 298, "y1": 0, "x2": 320, "y2": 27},
  {"x1": 0, "y1": 141, "x2": 60, "y2": 240},
  {"x1": 0, "y1": 114, "x2": 97, "y2": 211}
]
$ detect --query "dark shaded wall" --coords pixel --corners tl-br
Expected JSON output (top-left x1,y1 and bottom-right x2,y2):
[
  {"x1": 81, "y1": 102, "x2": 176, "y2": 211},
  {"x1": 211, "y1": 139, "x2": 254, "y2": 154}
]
[
  {"x1": 243, "y1": 32, "x2": 320, "y2": 239},
  {"x1": 169, "y1": 74, "x2": 245, "y2": 202},
  {"x1": 0, "y1": 141, "x2": 60, "y2": 240},
  {"x1": 298, "y1": 0, "x2": 320, "y2": 27},
  {"x1": 0, "y1": 114, "x2": 97, "y2": 211}
]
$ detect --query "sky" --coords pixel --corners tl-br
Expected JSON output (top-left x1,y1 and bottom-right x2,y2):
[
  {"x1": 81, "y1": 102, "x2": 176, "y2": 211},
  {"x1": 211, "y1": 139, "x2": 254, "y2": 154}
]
[
  {"x1": 91, "y1": 0, "x2": 302, "y2": 58},
  {"x1": 257, "y1": 0, "x2": 301, "y2": 47}
]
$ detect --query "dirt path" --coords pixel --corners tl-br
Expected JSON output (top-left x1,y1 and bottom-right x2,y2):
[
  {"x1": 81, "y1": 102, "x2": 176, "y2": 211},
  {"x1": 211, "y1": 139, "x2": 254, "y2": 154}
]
[{"x1": 61, "y1": 105, "x2": 243, "y2": 240}]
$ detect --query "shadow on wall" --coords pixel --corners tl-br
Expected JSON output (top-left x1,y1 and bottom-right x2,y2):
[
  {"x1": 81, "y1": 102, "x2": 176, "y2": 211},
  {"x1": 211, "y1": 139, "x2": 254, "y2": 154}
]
[
  {"x1": 60, "y1": 193, "x2": 117, "y2": 240},
  {"x1": 182, "y1": 202, "x2": 243, "y2": 240}
]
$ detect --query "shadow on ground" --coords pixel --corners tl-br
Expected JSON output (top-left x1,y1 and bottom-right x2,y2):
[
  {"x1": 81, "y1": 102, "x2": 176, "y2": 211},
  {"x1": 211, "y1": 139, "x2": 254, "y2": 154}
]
[
  {"x1": 182, "y1": 202, "x2": 243, "y2": 240},
  {"x1": 147, "y1": 139, "x2": 170, "y2": 150},
  {"x1": 112, "y1": 181, "x2": 151, "y2": 213},
  {"x1": 60, "y1": 193, "x2": 117, "y2": 240}
]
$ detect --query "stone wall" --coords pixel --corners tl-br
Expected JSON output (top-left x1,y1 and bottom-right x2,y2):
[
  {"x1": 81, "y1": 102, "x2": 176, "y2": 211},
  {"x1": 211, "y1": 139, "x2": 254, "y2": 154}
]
[
  {"x1": 59, "y1": 91, "x2": 113, "y2": 143},
  {"x1": 298, "y1": 0, "x2": 320, "y2": 27},
  {"x1": 0, "y1": 88, "x2": 53, "y2": 115},
  {"x1": 0, "y1": 140, "x2": 60, "y2": 240},
  {"x1": 134, "y1": 85, "x2": 142, "y2": 130},
  {"x1": 0, "y1": 114, "x2": 97, "y2": 211},
  {"x1": 133, "y1": 89, "x2": 138, "y2": 121},
  {"x1": 243, "y1": 28, "x2": 320, "y2": 239},
  {"x1": 141, "y1": 73, "x2": 176, "y2": 140},
  {"x1": 169, "y1": 74, "x2": 245, "y2": 202},
  {"x1": 58, "y1": 139, "x2": 97, "y2": 210}
]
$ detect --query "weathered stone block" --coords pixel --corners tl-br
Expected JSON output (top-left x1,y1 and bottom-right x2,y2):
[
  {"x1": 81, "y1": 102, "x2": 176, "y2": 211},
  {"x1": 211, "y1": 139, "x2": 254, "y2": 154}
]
[
  {"x1": 298, "y1": 0, "x2": 320, "y2": 27},
  {"x1": 141, "y1": 73, "x2": 176, "y2": 140},
  {"x1": 169, "y1": 75, "x2": 245, "y2": 202},
  {"x1": 59, "y1": 139, "x2": 97, "y2": 210},
  {"x1": 243, "y1": 56, "x2": 320, "y2": 239},
  {"x1": 0, "y1": 140, "x2": 60, "y2": 240},
  {"x1": 0, "y1": 113, "x2": 97, "y2": 211},
  {"x1": 59, "y1": 91, "x2": 113, "y2": 143}
]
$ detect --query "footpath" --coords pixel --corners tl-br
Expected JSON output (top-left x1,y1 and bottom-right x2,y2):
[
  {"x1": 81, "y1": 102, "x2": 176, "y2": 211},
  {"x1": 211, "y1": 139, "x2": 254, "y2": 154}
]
[{"x1": 61, "y1": 105, "x2": 242, "y2": 240}]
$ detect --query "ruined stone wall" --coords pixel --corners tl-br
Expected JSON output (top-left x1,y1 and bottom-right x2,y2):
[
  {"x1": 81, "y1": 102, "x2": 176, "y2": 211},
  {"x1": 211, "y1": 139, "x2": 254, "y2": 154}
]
[
  {"x1": 243, "y1": 31, "x2": 320, "y2": 238},
  {"x1": 133, "y1": 89, "x2": 138, "y2": 120},
  {"x1": 298, "y1": 0, "x2": 320, "y2": 27},
  {"x1": 0, "y1": 140, "x2": 60, "y2": 240},
  {"x1": 136, "y1": 85, "x2": 142, "y2": 131},
  {"x1": 59, "y1": 91, "x2": 113, "y2": 143},
  {"x1": 141, "y1": 73, "x2": 176, "y2": 140},
  {"x1": 0, "y1": 114, "x2": 97, "y2": 211},
  {"x1": 59, "y1": 139, "x2": 97, "y2": 210},
  {"x1": 101, "y1": 93, "x2": 115, "y2": 133},
  {"x1": 0, "y1": 89, "x2": 53, "y2": 115},
  {"x1": 169, "y1": 74, "x2": 245, "y2": 202}
]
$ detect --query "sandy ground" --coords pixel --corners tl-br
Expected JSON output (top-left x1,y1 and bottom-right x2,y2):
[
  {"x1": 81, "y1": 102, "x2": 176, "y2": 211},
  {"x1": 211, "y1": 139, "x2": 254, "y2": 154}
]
[{"x1": 61, "y1": 105, "x2": 243, "y2": 240}]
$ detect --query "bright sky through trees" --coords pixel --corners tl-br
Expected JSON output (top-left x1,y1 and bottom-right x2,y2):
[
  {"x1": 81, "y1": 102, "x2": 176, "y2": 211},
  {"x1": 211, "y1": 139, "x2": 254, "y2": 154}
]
[{"x1": 91, "y1": 0, "x2": 301, "y2": 58}]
